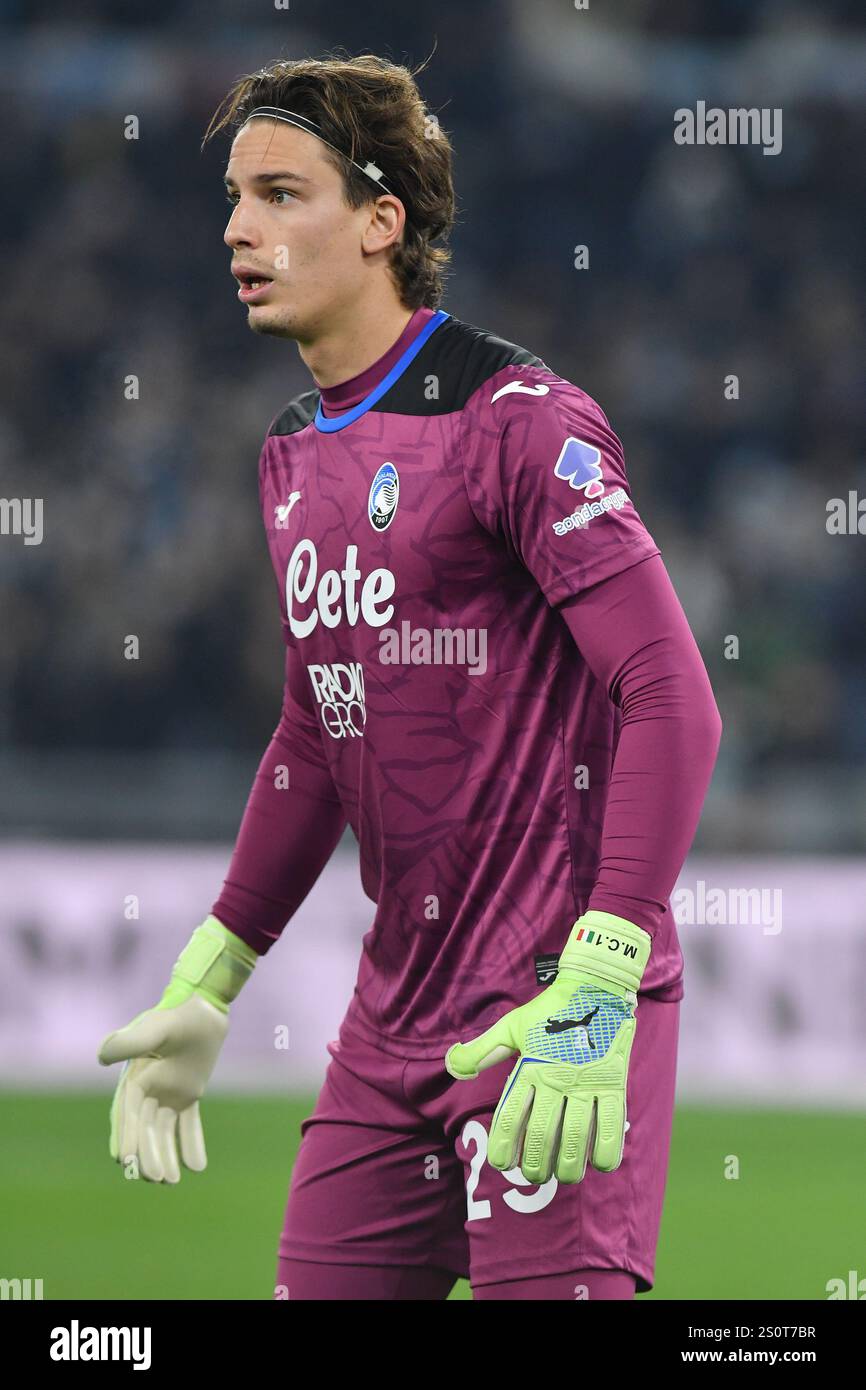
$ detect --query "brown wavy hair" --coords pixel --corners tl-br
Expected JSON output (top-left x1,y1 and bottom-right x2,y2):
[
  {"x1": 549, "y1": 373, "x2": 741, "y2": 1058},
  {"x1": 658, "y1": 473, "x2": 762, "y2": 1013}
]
[{"x1": 202, "y1": 51, "x2": 456, "y2": 310}]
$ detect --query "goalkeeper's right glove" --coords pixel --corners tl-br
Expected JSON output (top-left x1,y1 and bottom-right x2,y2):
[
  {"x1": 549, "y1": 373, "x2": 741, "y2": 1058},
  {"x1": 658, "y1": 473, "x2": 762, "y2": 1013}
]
[
  {"x1": 97, "y1": 915, "x2": 257, "y2": 1184},
  {"x1": 445, "y1": 912, "x2": 651, "y2": 1185}
]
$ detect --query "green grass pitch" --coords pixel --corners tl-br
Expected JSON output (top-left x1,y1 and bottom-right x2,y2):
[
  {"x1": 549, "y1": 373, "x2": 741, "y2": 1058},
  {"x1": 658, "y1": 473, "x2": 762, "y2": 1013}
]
[{"x1": 0, "y1": 1093, "x2": 858, "y2": 1300}]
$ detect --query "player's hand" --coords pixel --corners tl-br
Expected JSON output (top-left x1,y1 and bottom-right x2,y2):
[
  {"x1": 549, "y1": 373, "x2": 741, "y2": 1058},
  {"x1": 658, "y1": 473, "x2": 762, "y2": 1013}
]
[
  {"x1": 445, "y1": 912, "x2": 651, "y2": 1185},
  {"x1": 98, "y1": 996, "x2": 228, "y2": 1183},
  {"x1": 97, "y1": 916, "x2": 256, "y2": 1184},
  {"x1": 446, "y1": 973, "x2": 638, "y2": 1184}
]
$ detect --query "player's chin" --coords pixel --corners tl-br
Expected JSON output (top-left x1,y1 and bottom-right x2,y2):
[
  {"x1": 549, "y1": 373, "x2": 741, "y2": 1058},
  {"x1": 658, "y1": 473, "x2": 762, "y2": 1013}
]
[{"x1": 246, "y1": 306, "x2": 291, "y2": 339}]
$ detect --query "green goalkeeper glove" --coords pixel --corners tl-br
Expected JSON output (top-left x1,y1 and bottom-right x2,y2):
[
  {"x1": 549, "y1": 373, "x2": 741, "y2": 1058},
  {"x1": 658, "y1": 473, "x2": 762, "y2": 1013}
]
[
  {"x1": 445, "y1": 911, "x2": 651, "y2": 1185},
  {"x1": 97, "y1": 916, "x2": 257, "y2": 1184}
]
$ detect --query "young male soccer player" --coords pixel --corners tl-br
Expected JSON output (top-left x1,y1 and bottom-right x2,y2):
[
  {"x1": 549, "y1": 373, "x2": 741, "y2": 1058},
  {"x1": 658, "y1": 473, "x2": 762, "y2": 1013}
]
[{"x1": 99, "y1": 54, "x2": 722, "y2": 1301}]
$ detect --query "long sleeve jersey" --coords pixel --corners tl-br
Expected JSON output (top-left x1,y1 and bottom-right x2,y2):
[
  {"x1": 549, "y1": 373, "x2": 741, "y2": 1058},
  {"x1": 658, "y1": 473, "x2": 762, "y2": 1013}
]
[{"x1": 213, "y1": 308, "x2": 721, "y2": 1057}]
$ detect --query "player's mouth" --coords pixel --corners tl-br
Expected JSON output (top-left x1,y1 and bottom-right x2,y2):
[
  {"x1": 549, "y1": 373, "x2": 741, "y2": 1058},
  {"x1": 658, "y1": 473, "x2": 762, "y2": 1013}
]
[{"x1": 232, "y1": 266, "x2": 275, "y2": 303}]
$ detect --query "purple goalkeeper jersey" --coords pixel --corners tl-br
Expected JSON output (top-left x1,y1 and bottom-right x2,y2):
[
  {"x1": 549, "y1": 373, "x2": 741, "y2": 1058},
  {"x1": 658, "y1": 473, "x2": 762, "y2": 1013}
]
[{"x1": 241, "y1": 307, "x2": 686, "y2": 1055}]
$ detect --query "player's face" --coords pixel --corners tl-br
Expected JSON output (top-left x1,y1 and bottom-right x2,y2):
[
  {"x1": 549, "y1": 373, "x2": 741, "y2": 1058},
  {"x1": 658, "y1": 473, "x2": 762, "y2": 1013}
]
[{"x1": 223, "y1": 119, "x2": 382, "y2": 342}]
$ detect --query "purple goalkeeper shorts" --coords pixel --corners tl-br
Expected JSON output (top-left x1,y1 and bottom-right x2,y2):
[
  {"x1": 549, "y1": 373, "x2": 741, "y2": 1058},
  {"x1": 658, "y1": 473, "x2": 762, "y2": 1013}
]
[{"x1": 279, "y1": 994, "x2": 679, "y2": 1293}]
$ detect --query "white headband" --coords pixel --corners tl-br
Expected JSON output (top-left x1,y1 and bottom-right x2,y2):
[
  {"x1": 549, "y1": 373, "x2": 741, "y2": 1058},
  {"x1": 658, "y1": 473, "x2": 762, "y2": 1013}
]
[{"x1": 239, "y1": 106, "x2": 394, "y2": 195}]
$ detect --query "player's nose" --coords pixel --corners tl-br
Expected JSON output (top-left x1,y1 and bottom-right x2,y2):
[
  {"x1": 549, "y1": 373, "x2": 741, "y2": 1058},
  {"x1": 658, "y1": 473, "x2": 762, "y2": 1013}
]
[{"x1": 224, "y1": 202, "x2": 263, "y2": 252}]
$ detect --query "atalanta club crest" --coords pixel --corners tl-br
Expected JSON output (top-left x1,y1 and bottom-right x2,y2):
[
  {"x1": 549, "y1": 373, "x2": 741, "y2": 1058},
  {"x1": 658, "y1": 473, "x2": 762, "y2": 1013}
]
[{"x1": 368, "y1": 462, "x2": 400, "y2": 531}]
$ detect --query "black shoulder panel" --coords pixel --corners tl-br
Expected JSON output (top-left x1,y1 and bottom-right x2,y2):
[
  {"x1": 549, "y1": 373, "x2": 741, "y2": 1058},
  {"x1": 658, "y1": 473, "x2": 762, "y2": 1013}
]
[
  {"x1": 371, "y1": 315, "x2": 548, "y2": 416},
  {"x1": 265, "y1": 316, "x2": 548, "y2": 432},
  {"x1": 268, "y1": 388, "x2": 320, "y2": 437}
]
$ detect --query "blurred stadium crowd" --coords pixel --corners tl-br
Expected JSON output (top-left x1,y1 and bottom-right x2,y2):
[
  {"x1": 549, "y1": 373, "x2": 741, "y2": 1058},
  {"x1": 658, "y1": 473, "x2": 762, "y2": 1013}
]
[{"x1": 1, "y1": 0, "x2": 863, "y2": 849}]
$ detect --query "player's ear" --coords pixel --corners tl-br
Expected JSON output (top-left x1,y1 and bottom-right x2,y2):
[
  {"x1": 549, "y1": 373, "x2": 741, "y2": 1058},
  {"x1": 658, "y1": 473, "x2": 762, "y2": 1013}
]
[{"x1": 362, "y1": 195, "x2": 405, "y2": 255}]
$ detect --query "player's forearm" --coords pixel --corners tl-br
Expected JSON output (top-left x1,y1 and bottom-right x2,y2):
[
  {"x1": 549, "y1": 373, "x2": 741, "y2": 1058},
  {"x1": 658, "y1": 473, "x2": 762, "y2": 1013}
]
[
  {"x1": 558, "y1": 554, "x2": 722, "y2": 936},
  {"x1": 211, "y1": 719, "x2": 346, "y2": 955},
  {"x1": 583, "y1": 677, "x2": 721, "y2": 932}
]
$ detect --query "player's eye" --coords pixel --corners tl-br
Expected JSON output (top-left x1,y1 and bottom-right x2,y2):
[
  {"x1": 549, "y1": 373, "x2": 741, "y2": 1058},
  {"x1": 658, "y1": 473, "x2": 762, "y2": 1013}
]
[{"x1": 224, "y1": 189, "x2": 295, "y2": 206}]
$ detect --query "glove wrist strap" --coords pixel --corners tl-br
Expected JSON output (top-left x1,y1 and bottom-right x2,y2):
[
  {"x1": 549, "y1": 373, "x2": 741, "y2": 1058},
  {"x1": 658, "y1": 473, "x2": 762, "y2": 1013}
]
[
  {"x1": 158, "y1": 916, "x2": 258, "y2": 1014},
  {"x1": 558, "y1": 911, "x2": 651, "y2": 993}
]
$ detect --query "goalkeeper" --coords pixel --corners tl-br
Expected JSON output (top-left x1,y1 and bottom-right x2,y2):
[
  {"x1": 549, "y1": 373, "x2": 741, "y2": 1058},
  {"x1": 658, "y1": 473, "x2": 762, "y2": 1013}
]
[{"x1": 100, "y1": 57, "x2": 723, "y2": 1302}]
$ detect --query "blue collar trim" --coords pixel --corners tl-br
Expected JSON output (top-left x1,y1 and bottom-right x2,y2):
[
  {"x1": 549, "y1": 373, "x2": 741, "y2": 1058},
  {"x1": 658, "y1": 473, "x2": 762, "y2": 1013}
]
[{"x1": 313, "y1": 310, "x2": 450, "y2": 433}]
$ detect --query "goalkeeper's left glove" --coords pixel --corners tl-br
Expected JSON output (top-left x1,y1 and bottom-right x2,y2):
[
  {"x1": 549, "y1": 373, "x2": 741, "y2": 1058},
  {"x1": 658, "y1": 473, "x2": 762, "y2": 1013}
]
[
  {"x1": 445, "y1": 911, "x2": 651, "y2": 1185},
  {"x1": 97, "y1": 916, "x2": 257, "y2": 1184}
]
